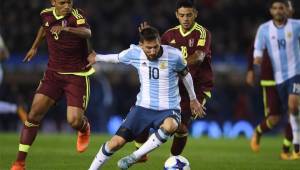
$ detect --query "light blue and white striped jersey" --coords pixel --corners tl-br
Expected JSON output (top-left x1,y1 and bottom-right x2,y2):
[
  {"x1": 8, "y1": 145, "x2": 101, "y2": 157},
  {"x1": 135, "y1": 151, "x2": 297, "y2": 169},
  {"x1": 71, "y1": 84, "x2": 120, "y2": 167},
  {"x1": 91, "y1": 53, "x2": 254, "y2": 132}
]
[
  {"x1": 118, "y1": 44, "x2": 186, "y2": 110},
  {"x1": 254, "y1": 19, "x2": 300, "y2": 84}
]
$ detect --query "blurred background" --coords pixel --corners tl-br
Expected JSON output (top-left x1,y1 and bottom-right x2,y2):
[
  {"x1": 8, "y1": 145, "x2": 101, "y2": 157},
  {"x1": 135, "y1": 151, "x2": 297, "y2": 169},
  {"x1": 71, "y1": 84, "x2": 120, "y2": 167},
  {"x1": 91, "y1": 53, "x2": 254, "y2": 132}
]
[{"x1": 1, "y1": 0, "x2": 299, "y2": 138}]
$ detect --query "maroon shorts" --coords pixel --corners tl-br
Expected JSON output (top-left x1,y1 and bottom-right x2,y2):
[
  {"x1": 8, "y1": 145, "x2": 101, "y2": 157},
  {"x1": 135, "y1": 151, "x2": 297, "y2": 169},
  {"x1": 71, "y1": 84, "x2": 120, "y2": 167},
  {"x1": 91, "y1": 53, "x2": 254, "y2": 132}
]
[
  {"x1": 262, "y1": 85, "x2": 282, "y2": 116},
  {"x1": 180, "y1": 91, "x2": 210, "y2": 125},
  {"x1": 36, "y1": 70, "x2": 90, "y2": 110}
]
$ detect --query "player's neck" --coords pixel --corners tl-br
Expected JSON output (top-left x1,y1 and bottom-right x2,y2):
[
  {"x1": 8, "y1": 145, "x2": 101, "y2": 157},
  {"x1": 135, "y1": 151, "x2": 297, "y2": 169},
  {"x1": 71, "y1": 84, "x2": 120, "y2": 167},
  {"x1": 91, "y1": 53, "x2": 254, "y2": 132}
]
[
  {"x1": 54, "y1": 8, "x2": 65, "y2": 18},
  {"x1": 273, "y1": 18, "x2": 287, "y2": 28}
]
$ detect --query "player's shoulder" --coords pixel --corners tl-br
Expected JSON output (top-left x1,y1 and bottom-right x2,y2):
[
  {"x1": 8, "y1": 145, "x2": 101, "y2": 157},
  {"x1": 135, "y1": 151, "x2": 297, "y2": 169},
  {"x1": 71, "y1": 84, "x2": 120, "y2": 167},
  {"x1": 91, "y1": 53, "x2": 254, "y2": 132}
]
[
  {"x1": 259, "y1": 20, "x2": 272, "y2": 29},
  {"x1": 194, "y1": 22, "x2": 209, "y2": 32},
  {"x1": 162, "y1": 45, "x2": 182, "y2": 57},
  {"x1": 288, "y1": 18, "x2": 300, "y2": 25},
  {"x1": 164, "y1": 25, "x2": 181, "y2": 35},
  {"x1": 40, "y1": 7, "x2": 54, "y2": 15},
  {"x1": 71, "y1": 8, "x2": 86, "y2": 19},
  {"x1": 120, "y1": 44, "x2": 142, "y2": 57}
]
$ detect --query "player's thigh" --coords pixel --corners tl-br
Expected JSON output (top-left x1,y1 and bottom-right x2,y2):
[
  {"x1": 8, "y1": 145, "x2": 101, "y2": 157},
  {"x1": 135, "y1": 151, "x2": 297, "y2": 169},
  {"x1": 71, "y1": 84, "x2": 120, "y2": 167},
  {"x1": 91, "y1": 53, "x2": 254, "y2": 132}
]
[
  {"x1": 64, "y1": 75, "x2": 89, "y2": 110},
  {"x1": 264, "y1": 86, "x2": 282, "y2": 116},
  {"x1": 160, "y1": 117, "x2": 179, "y2": 133},
  {"x1": 28, "y1": 93, "x2": 55, "y2": 121}
]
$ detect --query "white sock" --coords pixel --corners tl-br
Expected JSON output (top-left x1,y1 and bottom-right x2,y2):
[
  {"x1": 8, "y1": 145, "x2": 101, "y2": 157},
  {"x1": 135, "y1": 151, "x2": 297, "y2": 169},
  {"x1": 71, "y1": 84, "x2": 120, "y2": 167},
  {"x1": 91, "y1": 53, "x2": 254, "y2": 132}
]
[
  {"x1": 0, "y1": 101, "x2": 17, "y2": 114},
  {"x1": 133, "y1": 128, "x2": 169, "y2": 158},
  {"x1": 89, "y1": 143, "x2": 113, "y2": 170},
  {"x1": 290, "y1": 114, "x2": 300, "y2": 144}
]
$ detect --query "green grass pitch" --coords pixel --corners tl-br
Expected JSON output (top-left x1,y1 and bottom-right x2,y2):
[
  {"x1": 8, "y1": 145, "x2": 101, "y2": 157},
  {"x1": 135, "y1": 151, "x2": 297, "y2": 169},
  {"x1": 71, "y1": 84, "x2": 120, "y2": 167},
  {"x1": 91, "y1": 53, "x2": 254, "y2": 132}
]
[{"x1": 0, "y1": 133, "x2": 299, "y2": 170}]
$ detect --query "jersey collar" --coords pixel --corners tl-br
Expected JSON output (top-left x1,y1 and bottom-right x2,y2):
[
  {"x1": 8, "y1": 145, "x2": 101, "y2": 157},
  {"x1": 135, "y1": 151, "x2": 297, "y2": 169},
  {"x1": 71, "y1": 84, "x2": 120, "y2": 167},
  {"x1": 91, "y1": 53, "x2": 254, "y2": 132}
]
[
  {"x1": 179, "y1": 23, "x2": 197, "y2": 37},
  {"x1": 53, "y1": 8, "x2": 65, "y2": 20}
]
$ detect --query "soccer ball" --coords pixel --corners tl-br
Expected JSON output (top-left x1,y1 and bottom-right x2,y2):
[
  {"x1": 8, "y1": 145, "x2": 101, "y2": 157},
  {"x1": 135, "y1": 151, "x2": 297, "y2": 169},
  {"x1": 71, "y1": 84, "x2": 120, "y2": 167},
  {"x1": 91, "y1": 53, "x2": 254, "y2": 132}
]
[{"x1": 164, "y1": 155, "x2": 191, "y2": 170}]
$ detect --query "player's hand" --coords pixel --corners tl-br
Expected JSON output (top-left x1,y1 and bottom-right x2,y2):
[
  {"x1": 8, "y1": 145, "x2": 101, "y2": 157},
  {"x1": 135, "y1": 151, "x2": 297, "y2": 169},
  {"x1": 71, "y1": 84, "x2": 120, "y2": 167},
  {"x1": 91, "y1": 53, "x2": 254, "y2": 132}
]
[
  {"x1": 138, "y1": 21, "x2": 150, "y2": 32},
  {"x1": 23, "y1": 48, "x2": 37, "y2": 62},
  {"x1": 190, "y1": 99, "x2": 206, "y2": 119},
  {"x1": 246, "y1": 70, "x2": 255, "y2": 87},
  {"x1": 187, "y1": 50, "x2": 205, "y2": 65},
  {"x1": 85, "y1": 51, "x2": 97, "y2": 68},
  {"x1": 50, "y1": 26, "x2": 65, "y2": 35}
]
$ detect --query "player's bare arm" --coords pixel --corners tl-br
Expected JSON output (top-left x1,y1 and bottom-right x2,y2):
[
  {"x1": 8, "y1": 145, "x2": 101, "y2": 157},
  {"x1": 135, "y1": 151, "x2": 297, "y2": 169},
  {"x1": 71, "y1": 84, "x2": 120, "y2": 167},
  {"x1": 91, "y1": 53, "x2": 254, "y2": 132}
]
[
  {"x1": 86, "y1": 51, "x2": 97, "y2": 68},
  {"x1": 186, "y1": 50, "x2": 206, "y2": 65},
  {"x1": 254, "y1": 57, "x2": 262, "y2": 65},
  {"x1": 246, "y1": 70, "x2": 255, "y2": 87},
  {"x1": 24, "y1": 27, "x2": 46, "y2": 62},
  {"x1": 50, "y1": 26, "x2": 91, "y2": 39}
]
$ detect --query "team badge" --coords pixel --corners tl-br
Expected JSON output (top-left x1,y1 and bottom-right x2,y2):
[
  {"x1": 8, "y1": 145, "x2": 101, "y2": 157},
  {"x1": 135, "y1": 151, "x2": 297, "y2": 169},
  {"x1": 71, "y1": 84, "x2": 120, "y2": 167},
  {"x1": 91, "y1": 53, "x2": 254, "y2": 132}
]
[
  {"x1": 159, "y1": 61, "x2": 168, "y2": 69},
  {"x1": 189, "y1": 39, "x2": 194, "y2": 47},
  {"x1": 287, "y1": 32, "x2": 292, "y2": 38}
]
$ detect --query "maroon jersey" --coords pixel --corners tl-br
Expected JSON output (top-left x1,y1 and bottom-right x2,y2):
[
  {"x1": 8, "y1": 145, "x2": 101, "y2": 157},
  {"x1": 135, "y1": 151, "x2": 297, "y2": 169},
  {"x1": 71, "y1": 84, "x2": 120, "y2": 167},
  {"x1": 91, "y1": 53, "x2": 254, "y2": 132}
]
[
  {"x1": 40, "y1": 7, "x2": 90, "y2": 72},
  {"x1": 247, "y1": 46, "x2": 274, "y2": 81},
  {"x1": 161, "y1": 22, "x2": 213, "y2": 97}
]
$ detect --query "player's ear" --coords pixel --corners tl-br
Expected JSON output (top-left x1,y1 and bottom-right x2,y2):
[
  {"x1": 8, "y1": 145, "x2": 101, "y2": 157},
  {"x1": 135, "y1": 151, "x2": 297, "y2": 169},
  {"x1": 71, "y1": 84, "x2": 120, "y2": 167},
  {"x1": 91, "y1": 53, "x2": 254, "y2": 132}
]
[
  {"x1": 193, "y1": 9, "x2": 198, "y2": 18},
  {"x1": 175, "y1": 11, "x2": 179, "y2": 19}
]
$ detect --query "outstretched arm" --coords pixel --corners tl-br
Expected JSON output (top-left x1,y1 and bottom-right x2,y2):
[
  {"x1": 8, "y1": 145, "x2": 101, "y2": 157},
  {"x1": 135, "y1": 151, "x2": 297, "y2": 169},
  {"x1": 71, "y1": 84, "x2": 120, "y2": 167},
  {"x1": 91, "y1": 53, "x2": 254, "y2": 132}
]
[
  {"x1": 23, "y1": 26, "x2": 46, "y2": 62},
  {"x1": 86, "y1": 51, "x2": 120, "y2": 68}
]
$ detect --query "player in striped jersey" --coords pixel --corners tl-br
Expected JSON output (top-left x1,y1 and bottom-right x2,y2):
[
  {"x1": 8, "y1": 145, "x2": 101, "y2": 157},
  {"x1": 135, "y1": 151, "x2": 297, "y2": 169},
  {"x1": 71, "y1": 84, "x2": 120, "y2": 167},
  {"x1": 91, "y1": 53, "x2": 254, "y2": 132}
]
[
  {"x1": 248, "y1": 0, "x2": 294, "y2": 160},
  {"x1": 87, "y1": 27, "x2": 204, "y2": 170},
  {"x1": 135, "y1": 0, "x2": 212, "y2": 161},
  {"x1": 254, "y1": 0, "x2": 300, "y2": 159}
]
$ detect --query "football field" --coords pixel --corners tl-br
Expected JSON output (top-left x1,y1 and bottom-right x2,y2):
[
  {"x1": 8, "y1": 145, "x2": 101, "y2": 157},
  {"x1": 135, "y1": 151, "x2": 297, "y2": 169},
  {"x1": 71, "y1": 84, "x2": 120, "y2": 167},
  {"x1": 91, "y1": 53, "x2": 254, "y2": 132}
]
[{"x1": 0, "y1": 133, "x2": 299, "y2": 170}]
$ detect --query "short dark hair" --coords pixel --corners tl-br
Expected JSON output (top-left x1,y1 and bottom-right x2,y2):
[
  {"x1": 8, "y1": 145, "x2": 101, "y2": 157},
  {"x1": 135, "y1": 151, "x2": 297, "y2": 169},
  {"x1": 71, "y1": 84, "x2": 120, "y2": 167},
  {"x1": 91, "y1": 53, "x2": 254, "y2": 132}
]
[
  {"x1": 176, "y1": 0, "x2": 195, "y2": 10},
  {"x1": 139, "y1": 26, "x2": 160, "y2": 42},
  {"x1": 268, "y1": 0, "x2": 288, "y2": 8}
]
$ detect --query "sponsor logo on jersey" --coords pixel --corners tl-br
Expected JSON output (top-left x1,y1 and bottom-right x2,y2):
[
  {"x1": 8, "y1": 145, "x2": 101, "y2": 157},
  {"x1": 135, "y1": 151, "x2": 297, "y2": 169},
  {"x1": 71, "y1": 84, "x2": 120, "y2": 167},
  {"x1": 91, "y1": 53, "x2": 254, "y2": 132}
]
[
  {"x1": 170, "y1": 39, "x2": 176, "y2": 44},
  {"x1": 45, "y1": 22, "x2": 49, "y2": 27}
]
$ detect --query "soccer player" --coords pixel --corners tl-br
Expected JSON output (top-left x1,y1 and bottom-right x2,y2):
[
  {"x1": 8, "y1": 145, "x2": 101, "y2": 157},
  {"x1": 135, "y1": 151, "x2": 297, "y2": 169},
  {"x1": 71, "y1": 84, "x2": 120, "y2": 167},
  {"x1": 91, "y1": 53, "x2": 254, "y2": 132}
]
[
  {"x1": 247, "y1": 0, "x2": 294, "y2": 160},
  {"x1": 0, "y1": 33, "x2": 27, "y2": 122},
  {"x1": 87, "y1": 26, "x2": 204, "y2": 170},
  {"x1": 253, "y1": 0, "x2": 300, "y2": 160},
  {"x1": 135, "y1": 0, "x2": 212, "y2": 159},
  {"x1": 11, "y1": 0, "x2": 93, "y2": 169}
]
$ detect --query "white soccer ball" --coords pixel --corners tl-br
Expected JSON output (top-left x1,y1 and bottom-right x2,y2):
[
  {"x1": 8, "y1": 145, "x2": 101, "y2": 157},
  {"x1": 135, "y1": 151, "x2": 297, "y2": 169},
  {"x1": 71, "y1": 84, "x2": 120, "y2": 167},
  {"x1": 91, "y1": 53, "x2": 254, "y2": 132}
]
[{"x1": 164, "y1": 155, "x2": 191, "y2": 170}]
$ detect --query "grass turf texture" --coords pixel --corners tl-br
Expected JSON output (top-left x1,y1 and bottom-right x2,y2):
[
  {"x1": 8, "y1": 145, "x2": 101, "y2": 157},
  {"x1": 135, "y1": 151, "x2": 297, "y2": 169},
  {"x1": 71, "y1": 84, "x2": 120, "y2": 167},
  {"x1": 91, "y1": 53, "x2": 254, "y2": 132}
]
[{"x1": 0, "y1": 133, "x2": 299, "y2": 170}]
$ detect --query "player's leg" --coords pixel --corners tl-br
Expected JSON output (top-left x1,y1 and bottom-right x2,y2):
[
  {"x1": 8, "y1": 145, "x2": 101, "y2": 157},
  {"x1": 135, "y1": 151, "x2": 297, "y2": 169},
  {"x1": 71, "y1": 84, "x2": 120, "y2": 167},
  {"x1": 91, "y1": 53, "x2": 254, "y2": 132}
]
[
  {"x1": 288, "y1": 94, "x2": 300, "y2": 159},
  {"x1": 89, "y1": 133, "x2": 128, "y2": 170},
  {"x1": 134, "y1": 128, "x2": 149, "y2": 163},
  {"x1": 90, "y1": 106, "x2": 146, "y2": 169},
  {"x1": 171, "y1": 91, "x2": 209, "y2": 156},
  {"x1": 281, "y1": 122, "x2": 293, "y2": 160},
  {"x1": 118, "y1": 110, "x2": 180, "y2": 169},
  {"x1": 11, "y1": 93, "x2": 55, "y2": 170},
  {"x1": 64, "y1": 75, "x2": 91, "y2": 152},
  {"x1": 251, "y1": 86, "x2": 281, "y2": 152}
]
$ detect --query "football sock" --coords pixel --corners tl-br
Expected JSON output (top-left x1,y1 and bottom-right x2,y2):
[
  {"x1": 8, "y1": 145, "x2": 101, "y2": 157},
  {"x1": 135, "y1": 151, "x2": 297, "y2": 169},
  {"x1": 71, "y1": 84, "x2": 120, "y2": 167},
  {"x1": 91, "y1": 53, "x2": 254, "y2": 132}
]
[
  {"x1": 77, "y1": 116, "x2": 89, "y2": 133},
  {"x1": 133, "y1": 128, "x2": 170, "y2": 158},
  {"x1": 0, "y1": 101, "x2": 17, "y2": 114},
  {"x1": 289, "y1": 114, "x2": 300, "y2": 153},
  {"x1": 171, "y1": 132, "x2": 188, "y2": 156},
  {"x1": 16, "y1": 119, "x2": 40, "y2": 161},
  {"x1": 89, "y1": 142, "x2": 114, "y2": 170},
  {"x1": 282, "y1": 123, "x2": 293, "y2": 153},
  {"x1": 255, "y1": 118, "x2": 273, "y2": 135}
]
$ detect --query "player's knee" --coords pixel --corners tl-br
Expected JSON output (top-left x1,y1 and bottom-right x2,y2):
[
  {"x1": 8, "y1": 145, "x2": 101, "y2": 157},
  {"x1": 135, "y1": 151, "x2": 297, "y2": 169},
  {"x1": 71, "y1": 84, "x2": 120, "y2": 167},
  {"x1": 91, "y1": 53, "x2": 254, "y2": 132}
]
[
  {"x1": 268, "y1": 115, "x2": 280, "y2": 126},
  {"x1": 176, "y1": 123, "x2": 189, "y2": 134},
  {"x1": 161, "y1": 118, "x2": 179, "y2": 134}
]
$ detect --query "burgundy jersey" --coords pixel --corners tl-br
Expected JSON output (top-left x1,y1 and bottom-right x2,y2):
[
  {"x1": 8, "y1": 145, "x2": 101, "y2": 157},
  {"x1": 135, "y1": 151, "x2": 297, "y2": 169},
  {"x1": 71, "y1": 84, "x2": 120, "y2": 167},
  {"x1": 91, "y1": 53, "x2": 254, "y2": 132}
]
[
  {"x1": 161, "y1": 22, "x2": 213, "y2": 97},
  {"x1": 247, "y1": 46, "x2": 274, "y2": 80},
  {"x1": 40, "y1": 7, "x2": 90, "y2": 72}
]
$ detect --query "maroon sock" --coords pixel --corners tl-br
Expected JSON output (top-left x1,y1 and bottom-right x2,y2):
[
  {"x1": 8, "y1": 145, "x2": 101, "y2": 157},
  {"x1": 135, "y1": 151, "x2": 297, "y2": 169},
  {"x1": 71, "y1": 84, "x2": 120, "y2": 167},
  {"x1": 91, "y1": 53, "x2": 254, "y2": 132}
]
[
  {"x1": 171, "y1": 135, "x2": 188, "y2": 156},
  {"x1": 256, "y1": 118, "x2": 272, "y2": 135},
  {"x1": 16, "y1": 119, "x2": 40, "y2": 161},
  {"x1": 77, "y1": 116, "x2": 89, "y2": 133}
]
